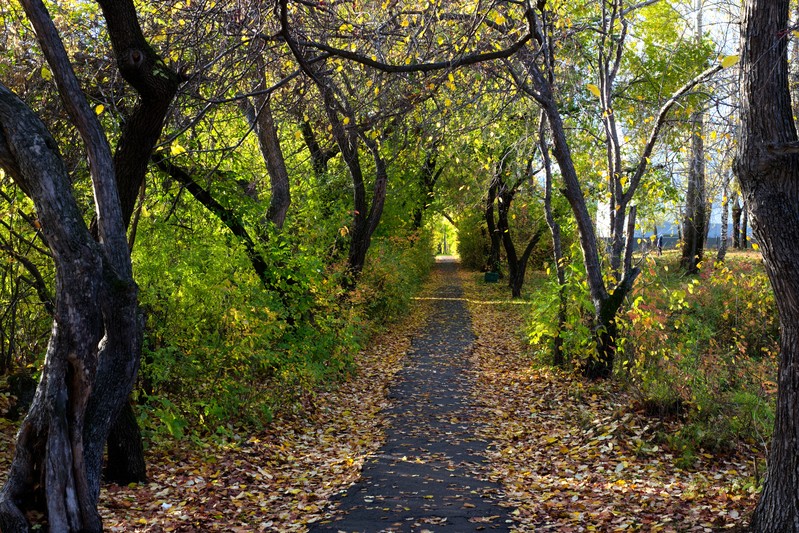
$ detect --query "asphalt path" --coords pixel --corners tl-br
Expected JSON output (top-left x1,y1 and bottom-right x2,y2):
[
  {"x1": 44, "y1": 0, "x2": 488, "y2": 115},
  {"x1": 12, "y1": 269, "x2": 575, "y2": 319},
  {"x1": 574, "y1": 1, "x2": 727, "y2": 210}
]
[{"x1": 311, "y1": 260, "x2": 513, "y2": 532}]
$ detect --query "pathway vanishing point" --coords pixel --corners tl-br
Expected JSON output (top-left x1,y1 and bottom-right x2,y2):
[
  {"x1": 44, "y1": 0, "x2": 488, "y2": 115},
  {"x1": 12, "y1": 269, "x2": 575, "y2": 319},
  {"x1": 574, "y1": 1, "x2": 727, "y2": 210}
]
[{"x1": 311, "y1": 259, "x2": 514, "y2": 532}]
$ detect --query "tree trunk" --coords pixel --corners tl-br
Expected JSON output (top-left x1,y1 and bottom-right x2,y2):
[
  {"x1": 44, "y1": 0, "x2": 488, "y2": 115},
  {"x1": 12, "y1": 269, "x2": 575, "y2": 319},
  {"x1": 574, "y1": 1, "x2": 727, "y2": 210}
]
[
  {"x1": 703, "y1": 199, "x2": 712, "y2": 244},
  {"x1": 736, "y1": 0, "x2": 799, "y2": 529},
  {"x1": 104, "y1": 401, "x2": 146, "y2": 484},
  {"x1": 732, "y1": 196, "x2": 742, "y2": 248},
  {"x1": 485, "y1": 178, "x2": 503, "y2": 275},
  {"x1": 741, "y1": 202, "x2": 748, "y2": 248},
  {"x1": 0, "y1": 0, "x2": 179, "y2": 521},
  {"x1": 299, "y1": 120, "x2": 337, "y2": 179},
  {"x1": 494, "y1": 171, "x2": 542, "y2": 298},
  {"x1": 92, "y1": 0, "x2": 181, "y2": 487},
  {"x1": 540, "y1": 118, "x2": 566, "y2": 366},
  {"x1": 411, "y1": 152, "x2": 442, "y2": 231},
  {"x1": 507, "y1": 231, "x2": 542, "y2": 299},
  {"x1": 239, "y1": 93, "x2": 291, "y2": 229},
  {"x1": 681, "y1": 110, "x2": 706, "y2": 274},
  {"x1": 0, "y1": 80, "x2": 141, "y2": 533},
  {"x1": 541, "y1": 98, "x2": 639, "y2": 378},
  {"x1": 716, "y1": 170, "x2": 731, "y2": 262}
]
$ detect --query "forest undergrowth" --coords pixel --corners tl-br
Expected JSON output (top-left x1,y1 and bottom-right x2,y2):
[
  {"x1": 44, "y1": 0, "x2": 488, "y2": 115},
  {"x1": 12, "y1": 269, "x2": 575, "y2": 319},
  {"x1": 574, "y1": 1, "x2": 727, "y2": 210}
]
[
  {"x1": 0, "y1": 271, "x2": 441, "y2": 532},
  {"x1": 464, "y1": 262, "x2": 762, "y2": 531},
  {"x1": 0, "y1": 260, "x2": 768, "y2": 531}
]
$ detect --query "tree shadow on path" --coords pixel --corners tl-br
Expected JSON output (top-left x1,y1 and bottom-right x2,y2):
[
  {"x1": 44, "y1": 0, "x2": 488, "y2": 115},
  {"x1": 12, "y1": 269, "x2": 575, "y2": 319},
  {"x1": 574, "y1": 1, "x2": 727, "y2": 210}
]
[{"x1": 311, "y1": 259, "x2": 514, "y2": 532}]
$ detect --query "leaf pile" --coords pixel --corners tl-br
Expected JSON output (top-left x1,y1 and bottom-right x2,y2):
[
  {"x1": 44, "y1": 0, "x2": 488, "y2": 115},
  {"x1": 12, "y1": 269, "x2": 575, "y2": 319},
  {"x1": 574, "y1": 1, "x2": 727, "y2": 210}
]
[{"x1": 461, "y1": 270, "x2": 759, "y2": 531}]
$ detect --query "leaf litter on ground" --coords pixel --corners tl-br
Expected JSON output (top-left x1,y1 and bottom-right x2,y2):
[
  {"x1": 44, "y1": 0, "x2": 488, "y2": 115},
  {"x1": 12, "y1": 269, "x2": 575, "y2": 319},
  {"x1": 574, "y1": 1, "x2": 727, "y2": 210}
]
[
  {"x1": 459, "y1": 269, "x2": 759, "y2": 532},
  {"x1": 0, "y1": 266, "x2": 763, "y2": 531},
  {"x1": 0, "y1": 274, "x2": 440, "y2": 532}
]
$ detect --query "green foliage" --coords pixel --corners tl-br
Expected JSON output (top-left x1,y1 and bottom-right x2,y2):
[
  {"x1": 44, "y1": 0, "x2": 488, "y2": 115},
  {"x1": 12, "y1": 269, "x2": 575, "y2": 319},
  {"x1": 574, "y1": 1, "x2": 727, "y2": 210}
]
[
  {"x1": 131, "y1": 204, "x2": 362, "y2": 440},
  {"x1": 456, "y1": 208, "x2": 490, "y2": 271},
  {"x1": 126, "y1": 184, "x2": 436, "y2": 443},
  {"x1": 526, "y1": 247, "x2": 777, "y2": 460},
  {"x1": 527, "y1": 241, "x2": 595, "y2": 366},
  {"x1": 620, "y1": 253, "x2": 778, "y2": 457},
  {"x1": 350, "y1": 232, "x2": 434, "y2": 327}
]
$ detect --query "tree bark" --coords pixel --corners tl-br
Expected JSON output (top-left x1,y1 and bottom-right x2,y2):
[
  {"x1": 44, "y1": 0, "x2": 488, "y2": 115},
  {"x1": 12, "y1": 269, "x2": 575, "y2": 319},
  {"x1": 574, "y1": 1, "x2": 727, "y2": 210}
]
[
  {"x1": 541, "y1": 95, "x2": 639, "y2": 378},
  {"x1": 492, "y1": 161, "x2": 542, "y2": 298},
  {"x1": 716, "y1": 169, "x2": 731, "y2": 262},
  {"x1": 732, "y1": 196, "x2": 742, "y2": 248},
  {"x1": 736, "y1": 0, "x2": 799, "y2": 529},
  {"x1": 239, "y1": 92, "x2": 291, "y2": 229},
  {"x1": 0, "y1": 0, "x2": 178, "y2": 522},
  {"x1": 97, "y1": 0, "x2": 180, "y2": 486},
  {"x1": 299, "y1": 120, "x2": 338, "y2": 179},
  {"x1": 741, "y1": 202, "x2": 748, "y2": 248},
  {"x1": 411, "y1": 151, "x2": 442, "y2": 231},
  {"x1": 485, "y1": 177, "x2": 503, "y2": 276},
  {"x1": 681, "y1": 110, "x2": 706, "y2": 274},
  {"x1": 0, "y1": 79, "x2": 140, "y2": 533},
  {"x1": 104, "y1": 402, "x2": 146, "y2": 484}
]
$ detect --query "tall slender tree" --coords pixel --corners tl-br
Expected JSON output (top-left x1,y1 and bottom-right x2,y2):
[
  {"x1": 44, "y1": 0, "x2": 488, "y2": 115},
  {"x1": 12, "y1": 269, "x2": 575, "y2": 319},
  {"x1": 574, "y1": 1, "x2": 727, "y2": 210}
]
[
  {"x1": 681, "y1": 0, "x2": 708, "y2": 274},
  {"x1": 507, "y1": 0, "x2": 723, "y2": 377}
]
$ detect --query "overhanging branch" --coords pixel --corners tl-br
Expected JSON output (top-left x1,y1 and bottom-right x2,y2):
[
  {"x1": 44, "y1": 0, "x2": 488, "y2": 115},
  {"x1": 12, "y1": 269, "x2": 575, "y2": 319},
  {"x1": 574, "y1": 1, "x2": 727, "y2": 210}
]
[{"x1": 296, "y1": 33, "x2": 532, "y2": 74}]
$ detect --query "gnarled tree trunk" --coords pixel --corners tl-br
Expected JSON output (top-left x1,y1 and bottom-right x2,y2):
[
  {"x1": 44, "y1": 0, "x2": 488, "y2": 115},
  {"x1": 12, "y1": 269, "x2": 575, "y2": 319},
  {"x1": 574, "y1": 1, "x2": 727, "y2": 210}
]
[
  {"x1": 737, "y1": 0, "x2": 799, "y2": 529},
  {"x1": 0, "y1": 69, "x2": 139, "y2": 533}
]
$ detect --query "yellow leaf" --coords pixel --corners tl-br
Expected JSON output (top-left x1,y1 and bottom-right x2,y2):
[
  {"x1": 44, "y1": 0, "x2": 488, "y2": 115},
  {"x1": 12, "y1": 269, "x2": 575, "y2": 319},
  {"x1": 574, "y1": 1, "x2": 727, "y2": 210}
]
[
  {"x1": 41, "y1": 66, "x2": 52, "y2": 81},
  {"x1": 170, "y1": 143, "x2": 187, "y2": 156},
  {"x1": 586, "y1": 83, "x2": 601, "y2": 98},
  {"x1": 444, "y1": 98, "x2": 452, "y2": 107},
  {"x1": 720, "y1": 55, "x2": 740, "y2": 68},
  {"x1": 95, "y1": 104, "x2": 105, "y2": 115},
  {"x1": 343, "y1": 116, "x2": 350, "y2": 125}
]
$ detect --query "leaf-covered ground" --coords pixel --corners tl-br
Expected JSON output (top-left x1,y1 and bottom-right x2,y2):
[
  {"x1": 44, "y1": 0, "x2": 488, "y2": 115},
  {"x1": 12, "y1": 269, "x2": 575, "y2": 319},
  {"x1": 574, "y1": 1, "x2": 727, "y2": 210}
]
[
  {"x1": 461, "y1": 270, "x2": 759, "y2": 531},
  {"x1": 0, "y1": 263, "x2": 764, "y2": 531},
  {"x1": 0, "y1": 283, "x2": 435, "y2": 532}
]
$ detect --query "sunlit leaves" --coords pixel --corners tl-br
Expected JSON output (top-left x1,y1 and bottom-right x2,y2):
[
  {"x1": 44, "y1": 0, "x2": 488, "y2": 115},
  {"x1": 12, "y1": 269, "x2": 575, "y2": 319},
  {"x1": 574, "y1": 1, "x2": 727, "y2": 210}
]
[
  {"x1": 720, "y1": 55, "x2": 740, "y2": 69},
  {"x1": 170, "y1": 142, "x2": 187, "y2": 156}
]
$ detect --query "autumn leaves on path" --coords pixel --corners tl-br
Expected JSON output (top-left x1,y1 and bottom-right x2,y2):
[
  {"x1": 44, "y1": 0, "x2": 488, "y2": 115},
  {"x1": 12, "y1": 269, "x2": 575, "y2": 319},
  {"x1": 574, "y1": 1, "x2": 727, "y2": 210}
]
[{"x1": 312, "y1": 259, "x2": 512, "y2": 531}]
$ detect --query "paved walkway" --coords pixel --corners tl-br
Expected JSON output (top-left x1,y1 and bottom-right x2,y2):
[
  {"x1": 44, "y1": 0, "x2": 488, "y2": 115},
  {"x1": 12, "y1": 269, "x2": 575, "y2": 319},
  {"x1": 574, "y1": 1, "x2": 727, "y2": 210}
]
[{"x1": 311, "y1": 260, "x2": 512, "y2": 532}]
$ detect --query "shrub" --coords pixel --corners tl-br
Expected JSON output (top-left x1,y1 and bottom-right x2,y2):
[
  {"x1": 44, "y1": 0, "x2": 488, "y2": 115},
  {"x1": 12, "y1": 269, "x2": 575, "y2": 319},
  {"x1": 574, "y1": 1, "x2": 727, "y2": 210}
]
[
  {"x1": 350, "y1": 231, "x2": 434, "y2": 326},
  {"x1": 456, "y1": 209, "x2": 490, "y2": 271},
  {"x1": 620, "y1": 253, "x2": 778, "y2": 454}
]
